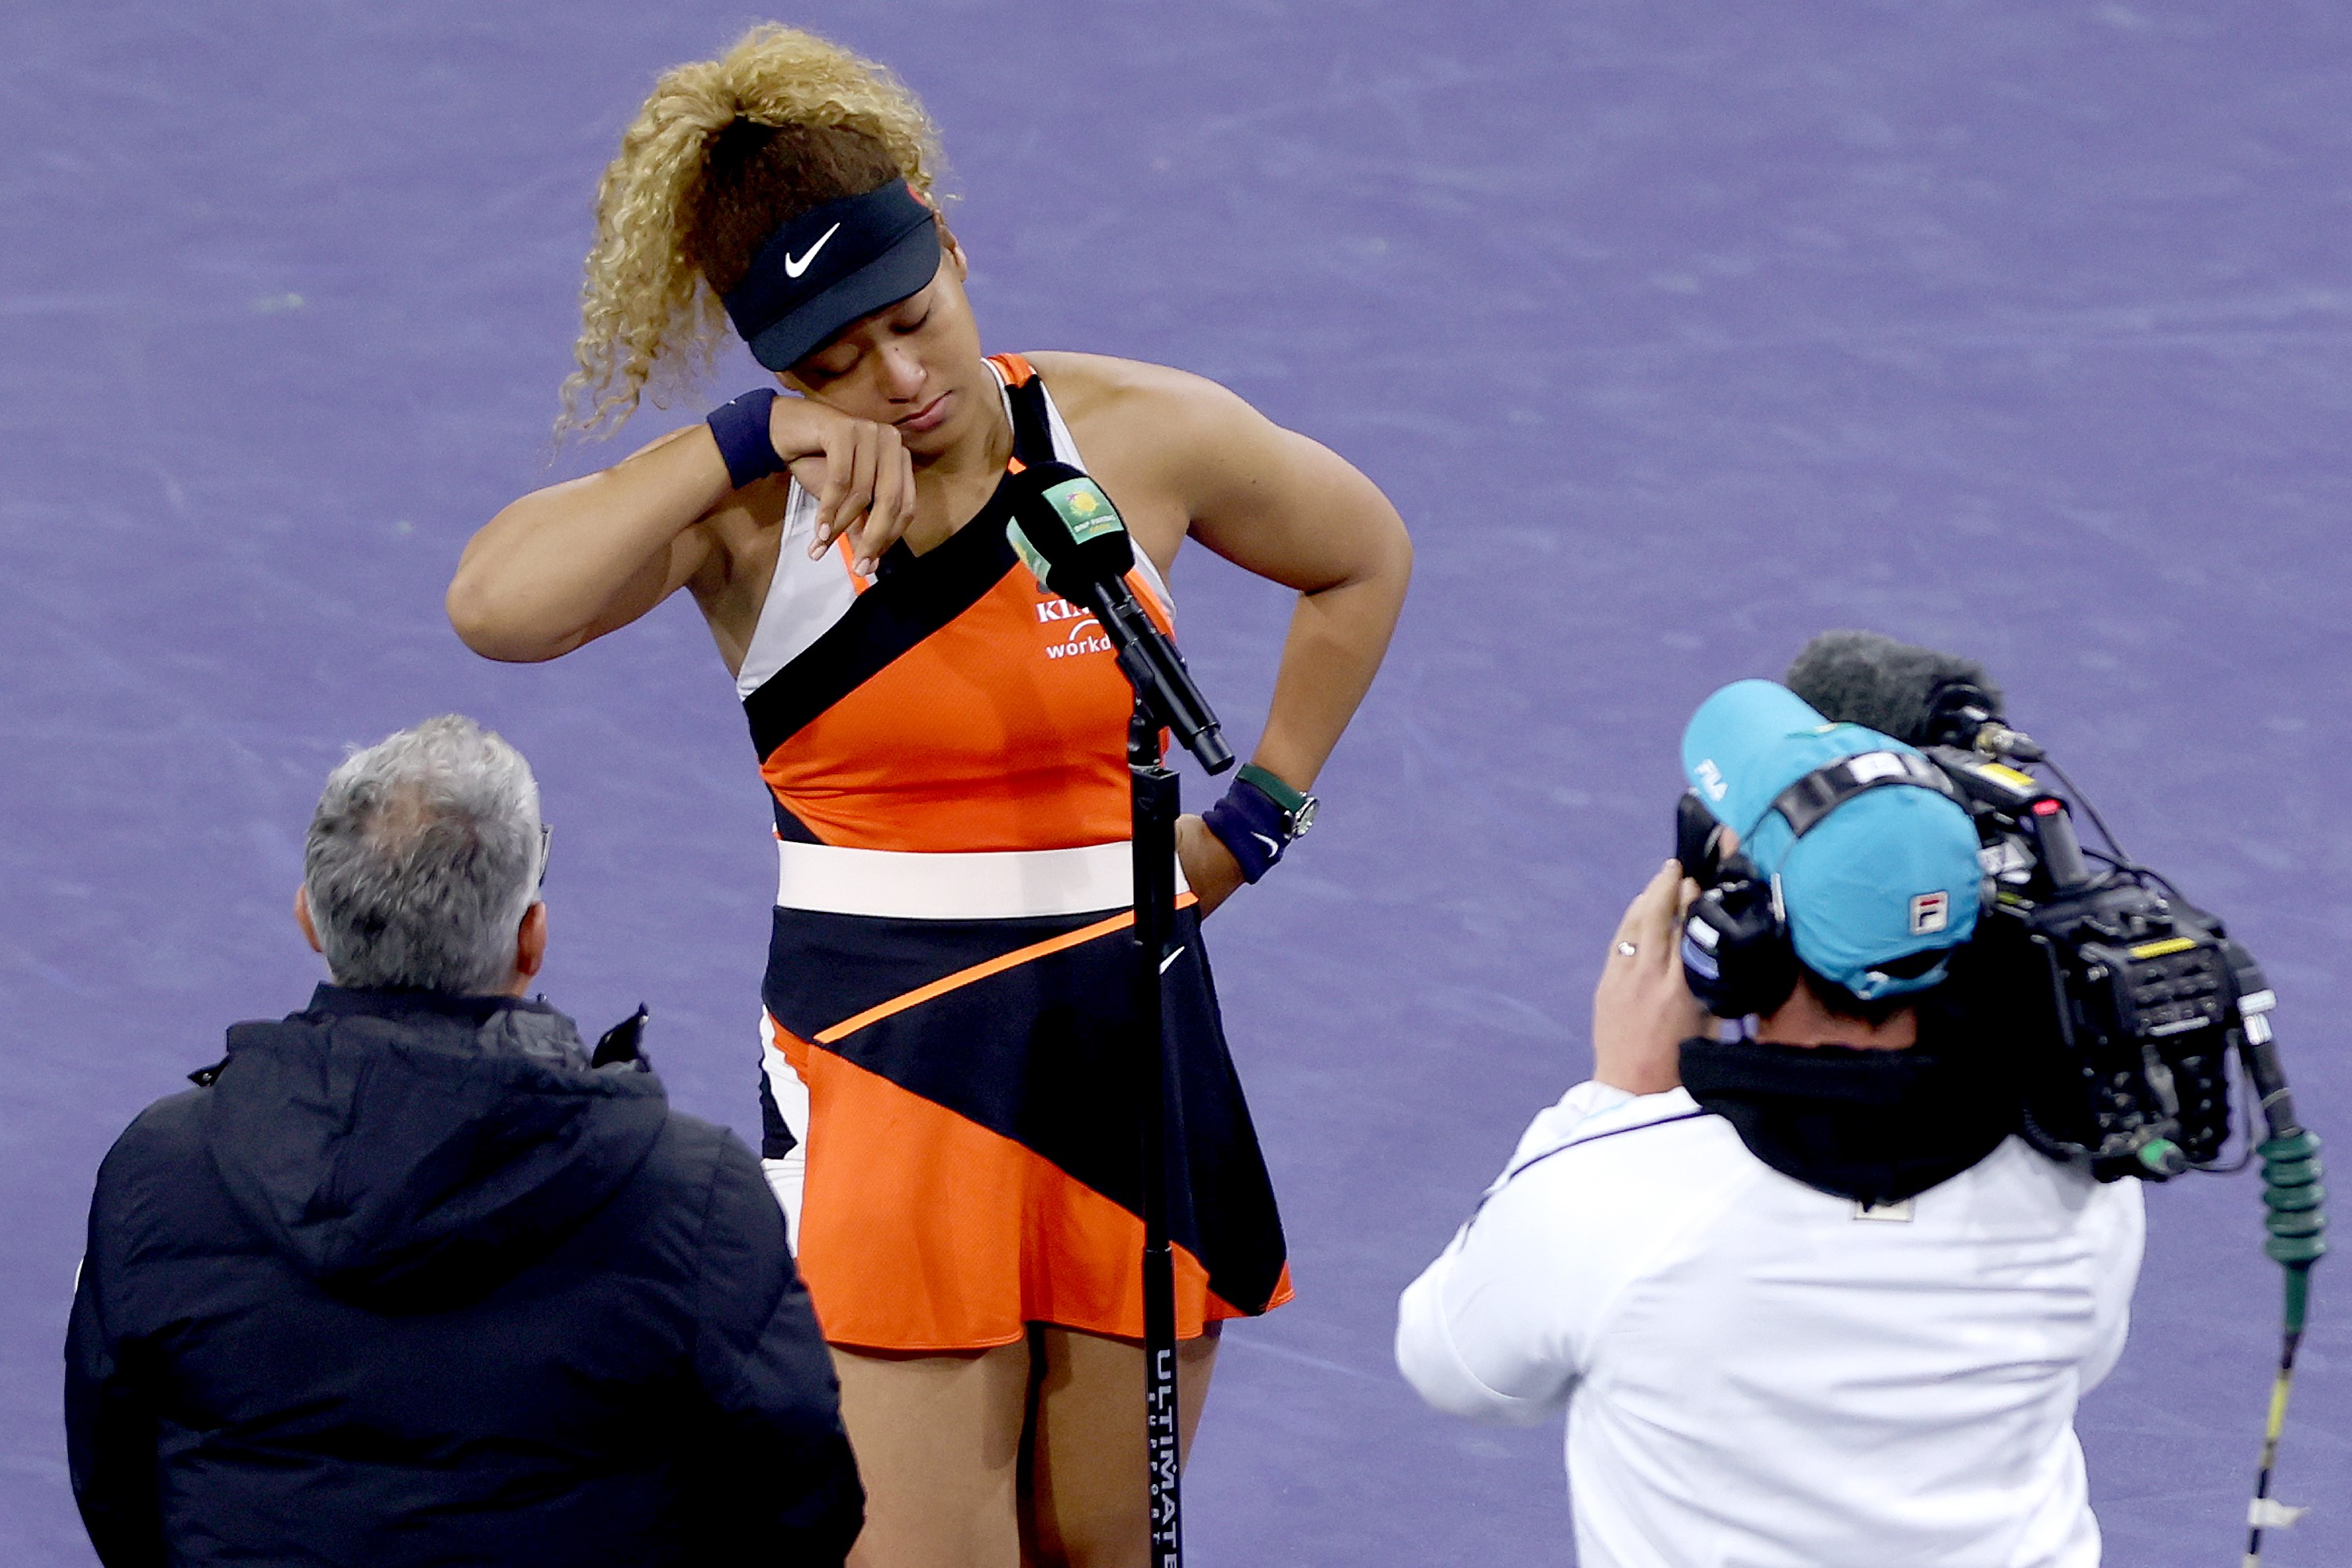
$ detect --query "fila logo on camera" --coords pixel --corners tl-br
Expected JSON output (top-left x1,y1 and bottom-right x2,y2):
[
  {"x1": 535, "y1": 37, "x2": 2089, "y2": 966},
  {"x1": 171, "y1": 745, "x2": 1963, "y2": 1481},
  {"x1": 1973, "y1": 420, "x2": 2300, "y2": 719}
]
[{"x1": 1909, "y1": 891, "x2": 1951, "y2": 935}]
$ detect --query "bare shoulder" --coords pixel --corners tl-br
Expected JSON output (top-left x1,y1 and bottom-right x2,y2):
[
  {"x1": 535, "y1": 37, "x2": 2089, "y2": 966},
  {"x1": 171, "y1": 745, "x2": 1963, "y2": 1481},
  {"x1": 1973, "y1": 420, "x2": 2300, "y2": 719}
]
[
  {"x1": 1025, "y1": 350, "x2": 1232, "y2": 404},
  {"x1": 1028, "y1": 352, "x2": 1265, "y2": 443},
  {"x1": 1022, "y1": 352, "x2": 1405, "y2": 591},
  {"x1": 1025, "y1": 351, "x2": 1283, "y2": 499}
]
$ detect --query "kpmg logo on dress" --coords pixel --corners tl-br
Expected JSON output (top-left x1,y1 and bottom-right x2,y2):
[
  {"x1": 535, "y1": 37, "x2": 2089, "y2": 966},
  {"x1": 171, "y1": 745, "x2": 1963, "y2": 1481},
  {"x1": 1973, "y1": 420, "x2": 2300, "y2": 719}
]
[{"x1": 1044, "y1": 478, "x2": 1124, "y2": 544}]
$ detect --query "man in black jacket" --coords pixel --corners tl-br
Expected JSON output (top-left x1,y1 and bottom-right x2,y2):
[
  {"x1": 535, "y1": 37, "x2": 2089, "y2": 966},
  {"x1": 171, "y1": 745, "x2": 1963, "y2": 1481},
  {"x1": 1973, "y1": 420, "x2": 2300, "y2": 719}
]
[{"x1": 66, "y1": 715, "x2": 863, "y2": 1567}]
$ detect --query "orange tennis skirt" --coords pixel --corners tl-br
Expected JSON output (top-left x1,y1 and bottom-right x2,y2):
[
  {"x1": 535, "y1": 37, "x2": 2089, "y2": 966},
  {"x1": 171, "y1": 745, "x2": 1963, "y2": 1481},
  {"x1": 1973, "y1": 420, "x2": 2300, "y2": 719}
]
[{"x1": 760, "y1": 896, "x2": 1292, "y2": 1351}]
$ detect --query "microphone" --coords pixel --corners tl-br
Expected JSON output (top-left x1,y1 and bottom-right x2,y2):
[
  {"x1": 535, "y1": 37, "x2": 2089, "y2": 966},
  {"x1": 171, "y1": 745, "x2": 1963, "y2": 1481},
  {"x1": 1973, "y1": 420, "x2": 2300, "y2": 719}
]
[
  {"x1": 1005, "y1": 463, "x2": 1234, "y2": 773},
  {"x1": 1785, "y1": 630, "x2": 2043, "y2": 761}
]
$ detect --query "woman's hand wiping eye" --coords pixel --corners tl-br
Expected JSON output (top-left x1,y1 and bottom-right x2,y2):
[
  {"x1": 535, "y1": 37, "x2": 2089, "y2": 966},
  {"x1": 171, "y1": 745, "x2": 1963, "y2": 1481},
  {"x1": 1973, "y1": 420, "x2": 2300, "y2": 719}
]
[{"x1": 768, "y1": 395, "x2": 917, "y2": 575}]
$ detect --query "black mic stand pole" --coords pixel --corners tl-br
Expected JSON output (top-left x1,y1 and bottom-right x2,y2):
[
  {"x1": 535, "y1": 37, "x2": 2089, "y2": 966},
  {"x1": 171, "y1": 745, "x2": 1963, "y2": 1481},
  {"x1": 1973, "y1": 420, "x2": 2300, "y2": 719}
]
[
  {"x1": 1073, "y1": 572, "x2": 1225, "y2": 1568},
  {"x1": 1127, "y1": 698, "x2": 1185, "y2": 1568},
  {"x1": 1008, "y1": 471, "x2": 1232, "y2": 1560}
]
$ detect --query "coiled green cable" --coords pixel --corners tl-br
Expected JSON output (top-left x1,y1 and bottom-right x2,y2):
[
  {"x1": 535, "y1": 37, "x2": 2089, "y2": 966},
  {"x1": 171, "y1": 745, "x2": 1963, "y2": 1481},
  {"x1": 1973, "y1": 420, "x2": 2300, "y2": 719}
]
[{"x1": 2244, "y1": 1131, "x2": 2324, "y2": 1567}]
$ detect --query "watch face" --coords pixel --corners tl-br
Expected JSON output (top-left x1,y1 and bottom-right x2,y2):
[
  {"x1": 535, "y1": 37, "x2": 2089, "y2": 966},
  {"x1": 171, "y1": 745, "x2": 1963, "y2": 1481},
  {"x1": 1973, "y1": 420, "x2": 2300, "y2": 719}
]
[{"x1": 1291, "y1": 796, "x2": 1319, "y2": 837}]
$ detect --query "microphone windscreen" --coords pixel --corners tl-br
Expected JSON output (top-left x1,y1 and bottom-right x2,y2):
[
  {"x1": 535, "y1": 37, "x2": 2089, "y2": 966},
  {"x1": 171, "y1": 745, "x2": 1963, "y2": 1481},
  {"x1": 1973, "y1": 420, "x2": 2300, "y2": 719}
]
[
  {"x1": 1784, "y1": 630, "x2": 2005, "y2": 747},
  {"x1": 1004, "y1": 461, "x2": 1134, "y2": 599}
]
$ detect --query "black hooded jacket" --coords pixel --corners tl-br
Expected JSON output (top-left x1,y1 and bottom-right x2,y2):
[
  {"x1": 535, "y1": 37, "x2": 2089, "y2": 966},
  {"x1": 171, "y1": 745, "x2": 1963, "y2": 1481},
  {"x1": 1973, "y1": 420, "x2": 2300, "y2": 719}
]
[{"x1": 65, "y1": 986, "x2": 862, "y2": 1568}]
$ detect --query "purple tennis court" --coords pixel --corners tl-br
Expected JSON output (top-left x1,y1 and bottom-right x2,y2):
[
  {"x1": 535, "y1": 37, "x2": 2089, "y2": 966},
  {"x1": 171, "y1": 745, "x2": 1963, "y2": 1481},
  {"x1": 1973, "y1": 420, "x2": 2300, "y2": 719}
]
[{"x1": 5, "y1": 2, "x2": 2347, "y2": 1563}]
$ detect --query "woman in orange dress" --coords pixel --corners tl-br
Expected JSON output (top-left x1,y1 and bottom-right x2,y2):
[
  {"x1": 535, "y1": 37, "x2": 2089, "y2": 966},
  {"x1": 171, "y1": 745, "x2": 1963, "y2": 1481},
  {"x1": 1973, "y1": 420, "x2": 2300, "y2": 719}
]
[{"x1": 448, "y1": 26, "x2": 1410, "y2": 1567}]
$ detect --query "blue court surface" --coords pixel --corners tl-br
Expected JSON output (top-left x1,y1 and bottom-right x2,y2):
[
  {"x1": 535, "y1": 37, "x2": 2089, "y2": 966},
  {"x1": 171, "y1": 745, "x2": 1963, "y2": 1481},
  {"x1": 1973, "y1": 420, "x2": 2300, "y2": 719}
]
[{"x1": 5, "y1": 2, "x2": 2347, "y2": 1562}]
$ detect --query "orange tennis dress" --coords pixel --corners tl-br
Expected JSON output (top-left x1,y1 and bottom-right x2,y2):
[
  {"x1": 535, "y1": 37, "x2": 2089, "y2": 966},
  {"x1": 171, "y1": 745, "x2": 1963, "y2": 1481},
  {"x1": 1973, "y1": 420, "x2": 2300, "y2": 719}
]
[{"x1": 746, "y1": 355, "x2": 1292, "y2": 1351}]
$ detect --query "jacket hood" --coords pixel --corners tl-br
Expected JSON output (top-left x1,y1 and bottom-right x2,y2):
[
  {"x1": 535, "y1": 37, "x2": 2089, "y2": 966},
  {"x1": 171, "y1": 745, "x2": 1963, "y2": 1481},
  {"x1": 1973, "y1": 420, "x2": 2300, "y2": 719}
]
[{"x1": 203, "y1": 985, "x2": 667, "y2": 1309}]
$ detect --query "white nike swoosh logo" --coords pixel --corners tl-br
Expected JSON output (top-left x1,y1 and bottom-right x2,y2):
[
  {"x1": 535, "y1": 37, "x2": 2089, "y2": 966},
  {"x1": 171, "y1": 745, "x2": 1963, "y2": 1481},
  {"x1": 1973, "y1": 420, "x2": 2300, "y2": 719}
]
[
  {"x1": 1250, "y1": 833, "x2": 1281, "y2": 855},
  {"x1": 1160, "y1": 946, "x2": 1186, "y2": 974},
  {"x1": 783, "y1": 223, "x2": 842, "y2": 278}
]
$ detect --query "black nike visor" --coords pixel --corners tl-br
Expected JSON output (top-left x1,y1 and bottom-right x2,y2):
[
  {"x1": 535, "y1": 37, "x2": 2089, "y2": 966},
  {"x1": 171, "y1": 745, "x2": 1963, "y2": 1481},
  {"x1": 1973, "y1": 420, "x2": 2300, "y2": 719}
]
[{"x1": 721, "y1": 180, "x2": 943, "y2": 373}]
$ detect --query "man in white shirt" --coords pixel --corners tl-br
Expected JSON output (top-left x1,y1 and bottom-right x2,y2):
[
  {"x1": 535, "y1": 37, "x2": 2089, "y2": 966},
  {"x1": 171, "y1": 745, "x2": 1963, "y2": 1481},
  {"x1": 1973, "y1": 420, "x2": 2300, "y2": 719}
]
[{"x1": 1396, "y1": 680, "x2": 2145, "y2": 1568}]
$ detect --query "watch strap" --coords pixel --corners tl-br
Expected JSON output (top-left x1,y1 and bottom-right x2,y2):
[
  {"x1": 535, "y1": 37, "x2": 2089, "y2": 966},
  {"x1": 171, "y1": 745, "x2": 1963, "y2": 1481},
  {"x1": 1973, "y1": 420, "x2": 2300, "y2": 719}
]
[
  {"x1": 1236, "y1": 763, "x2": 1308, "y2": 818},
  {"x1": 1203, "y1": 766, "x2": 1318, "y2": 884}
]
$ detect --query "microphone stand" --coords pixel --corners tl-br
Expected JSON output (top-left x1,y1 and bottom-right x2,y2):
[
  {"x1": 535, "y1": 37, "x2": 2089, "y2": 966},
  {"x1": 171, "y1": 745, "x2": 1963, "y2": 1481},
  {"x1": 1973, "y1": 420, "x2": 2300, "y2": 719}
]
[
  {"x1": 1022, "y1": 506, "x2": 1229, "y2": 1563},
  {"x1": 1128, "y1": 699, "x2": 1185, "y2": 1568},
  {"x1": 1102, "y1": 611, "x2": 1229, "y2": 1568}
]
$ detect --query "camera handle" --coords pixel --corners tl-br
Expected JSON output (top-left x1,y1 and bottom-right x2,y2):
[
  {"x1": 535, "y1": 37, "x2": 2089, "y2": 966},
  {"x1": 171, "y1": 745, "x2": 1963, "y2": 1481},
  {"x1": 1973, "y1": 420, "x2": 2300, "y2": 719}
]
[{"x1": 2020, "y1": 793, "x2": 2094, "y2": 893}]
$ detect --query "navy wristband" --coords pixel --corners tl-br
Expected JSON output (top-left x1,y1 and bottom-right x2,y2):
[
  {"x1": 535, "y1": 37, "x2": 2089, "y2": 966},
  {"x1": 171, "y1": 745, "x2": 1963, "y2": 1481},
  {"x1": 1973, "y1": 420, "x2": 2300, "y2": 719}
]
[
  {"x1": 706, "y1": 388, "x2": 784, "y2": 491},
  {"x1": 1202, "y1": 775, "x2": 1292, "y2": 884}
]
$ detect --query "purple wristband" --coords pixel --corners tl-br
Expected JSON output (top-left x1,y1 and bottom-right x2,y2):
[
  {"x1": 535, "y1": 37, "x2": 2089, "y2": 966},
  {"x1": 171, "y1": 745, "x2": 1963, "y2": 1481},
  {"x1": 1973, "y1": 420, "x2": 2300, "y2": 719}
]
[
  {"x1": 1202, "y1": 775, "x2": 1290, "y2": 884},
  {"x1": 706, "y1": 388, "x2": 784, "y2": 491}
]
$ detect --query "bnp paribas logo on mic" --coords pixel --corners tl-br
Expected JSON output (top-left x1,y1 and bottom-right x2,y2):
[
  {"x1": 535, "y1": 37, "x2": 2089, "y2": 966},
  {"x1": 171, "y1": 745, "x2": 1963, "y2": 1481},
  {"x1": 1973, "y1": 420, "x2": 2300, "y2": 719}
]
[{"x1": 1045, "y1": 477, "x2": 1123, "y2": 543}]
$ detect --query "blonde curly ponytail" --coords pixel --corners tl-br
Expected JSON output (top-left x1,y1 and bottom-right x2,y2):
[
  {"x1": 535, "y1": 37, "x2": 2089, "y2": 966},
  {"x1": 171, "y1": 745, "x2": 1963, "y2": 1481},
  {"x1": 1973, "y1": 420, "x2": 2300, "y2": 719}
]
[{"x1": 556, "y1": 24, "x2": 946, "y2": 439}]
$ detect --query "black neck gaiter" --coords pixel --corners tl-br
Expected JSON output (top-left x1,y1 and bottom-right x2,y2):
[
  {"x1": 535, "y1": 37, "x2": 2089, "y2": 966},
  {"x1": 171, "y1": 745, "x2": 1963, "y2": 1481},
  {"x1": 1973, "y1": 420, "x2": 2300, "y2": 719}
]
[{"x1": 1679, "y1": 1032, "x2": 2019, "y2": 1207}]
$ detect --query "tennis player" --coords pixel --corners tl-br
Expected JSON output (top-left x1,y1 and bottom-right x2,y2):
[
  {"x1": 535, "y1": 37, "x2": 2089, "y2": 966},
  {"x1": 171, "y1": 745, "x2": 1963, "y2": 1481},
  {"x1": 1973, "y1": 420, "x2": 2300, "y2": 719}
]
[{"x1": 448, "y1": 25, "x2": 1410, "y2": 1568}]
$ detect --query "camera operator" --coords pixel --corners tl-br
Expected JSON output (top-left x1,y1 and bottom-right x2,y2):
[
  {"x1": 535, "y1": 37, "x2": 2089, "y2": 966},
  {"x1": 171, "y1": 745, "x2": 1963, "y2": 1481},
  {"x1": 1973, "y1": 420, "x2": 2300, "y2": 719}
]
[{"x1": 1396, "y1": 680, "x2": 2147, "y2": 1567}]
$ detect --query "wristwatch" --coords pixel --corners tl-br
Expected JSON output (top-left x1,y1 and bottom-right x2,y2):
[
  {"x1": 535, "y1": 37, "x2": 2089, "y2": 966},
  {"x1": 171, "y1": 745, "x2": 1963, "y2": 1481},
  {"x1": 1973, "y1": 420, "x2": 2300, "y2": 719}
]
[{"x1": 1239, "y1": 763, "x2": 1318, "y2": 840}]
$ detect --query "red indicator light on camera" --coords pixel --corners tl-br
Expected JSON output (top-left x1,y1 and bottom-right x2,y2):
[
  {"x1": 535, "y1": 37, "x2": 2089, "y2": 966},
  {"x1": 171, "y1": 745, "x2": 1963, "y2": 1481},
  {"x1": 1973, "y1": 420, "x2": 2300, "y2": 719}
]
[{"x1": 2031, "y1": 799, "x2": 2063, "y2": 817}]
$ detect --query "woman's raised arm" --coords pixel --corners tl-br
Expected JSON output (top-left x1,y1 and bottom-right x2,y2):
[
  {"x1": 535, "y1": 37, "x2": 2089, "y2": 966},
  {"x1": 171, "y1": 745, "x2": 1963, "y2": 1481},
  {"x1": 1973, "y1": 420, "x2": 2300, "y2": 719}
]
[
  {"x1": 447, "y1": 425, "x2": 732, "y2": 664},
  {"x1": 448, "y1": 398, "x2": 918, "y2": 663}
]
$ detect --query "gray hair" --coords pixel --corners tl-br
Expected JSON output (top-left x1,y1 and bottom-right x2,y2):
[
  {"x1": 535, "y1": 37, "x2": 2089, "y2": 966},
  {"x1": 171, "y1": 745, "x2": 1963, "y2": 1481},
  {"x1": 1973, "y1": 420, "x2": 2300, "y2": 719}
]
[{"x1": 303, "y1": 716, "x2": 543, "y2": 995}]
